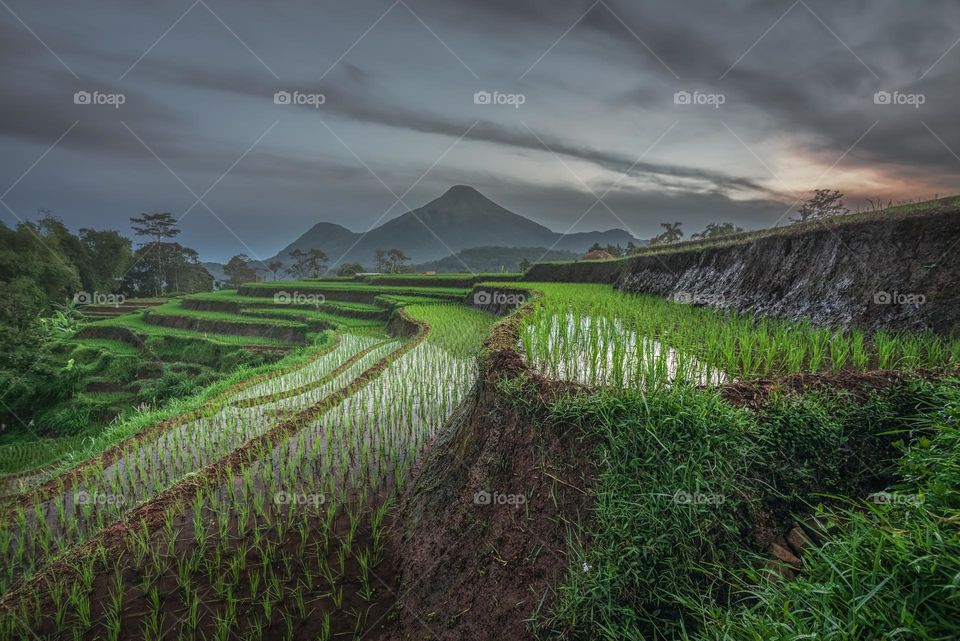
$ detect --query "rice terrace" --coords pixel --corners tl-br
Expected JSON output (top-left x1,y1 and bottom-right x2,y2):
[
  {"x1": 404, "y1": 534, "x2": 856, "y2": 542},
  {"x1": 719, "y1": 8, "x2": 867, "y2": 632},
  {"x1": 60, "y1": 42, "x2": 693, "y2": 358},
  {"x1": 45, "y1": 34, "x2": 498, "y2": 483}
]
[{"x1": 2, "y1": 2, "x2": 960, "y2": 640}]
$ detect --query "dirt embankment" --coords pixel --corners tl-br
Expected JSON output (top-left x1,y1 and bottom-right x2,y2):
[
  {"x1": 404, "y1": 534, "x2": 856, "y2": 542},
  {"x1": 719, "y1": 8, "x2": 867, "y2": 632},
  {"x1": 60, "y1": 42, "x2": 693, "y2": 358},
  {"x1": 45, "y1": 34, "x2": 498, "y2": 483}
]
[
  {"x1": 465, "y1": 286, "x2": 532, "y2": 315},
  {"x1": 528, "y1": 209, "x2": 960, "y2": 334},
  {"x1": 524, "y1": 258, "x2": 625, "y2": 283},
  {"x1": 383, "y1": 294, "x2": 596, "y2": 641},
  {"x1": 361, "y1": 274, "x2": 520, "y2": 288},
  {"x1": 143, "y1": 311, "x2": 308, "y2": 344},
  {"x1": 73, "y1": 325, "x2": 144, "y2": 346},
  {"x1": 237, "y1": 285, "x2": 381, "y2": 304},
  {"x1": 619, "y1": 209, "x2": 960, "y2": 333},
  {"x1": 182, "y1": 298, "x2": 241, "y2": 313}
]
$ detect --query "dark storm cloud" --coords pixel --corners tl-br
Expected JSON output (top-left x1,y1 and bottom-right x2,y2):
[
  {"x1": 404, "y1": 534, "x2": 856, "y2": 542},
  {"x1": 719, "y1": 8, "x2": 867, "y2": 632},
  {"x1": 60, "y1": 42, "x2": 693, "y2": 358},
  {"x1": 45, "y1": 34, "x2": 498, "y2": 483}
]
[
  {"x1": 1, "y1": 0, "x2": 958, "y2": 260},
  {"x1": 119, "y1": 59, "x2": 772, "y2": 196},
  {"x1": 422, "y1": 0, "x2": 960, "y2": 177}
]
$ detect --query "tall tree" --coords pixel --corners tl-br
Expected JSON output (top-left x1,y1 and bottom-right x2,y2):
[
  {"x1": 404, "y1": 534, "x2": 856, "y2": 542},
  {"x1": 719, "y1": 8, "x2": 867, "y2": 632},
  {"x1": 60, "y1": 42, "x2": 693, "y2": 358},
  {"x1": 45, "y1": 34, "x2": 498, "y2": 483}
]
[
  {"x1": 386, "y1": 249, "x2": 410, "y2": 273},
  {"x1": 651, "y1": 222, "x2": 683, "y2": 245},
  {"x1": 79, "y1": 228, "x2": 132, "y2": 292},
  {"x1": 122, "y1": 243, "x2": 212, "y2": 296},
  {"x1": 304, "y1": 248, "x2": 328, "y2": 277},
  {"x1": 267, "y1": 260, "x2": 284, "y2": 281},
  {"x1": 285, "y1": 248, "x2": 328, "y2": 278},
  {"x1": 223, "y1": 254, "x2": 258, "y2": 287},
  {"x1": 374, "y1": 249, "x2": 389, "y2": 273},
  {"x1": 130, "y1": 213, "x2": 181, "y2": 296}
]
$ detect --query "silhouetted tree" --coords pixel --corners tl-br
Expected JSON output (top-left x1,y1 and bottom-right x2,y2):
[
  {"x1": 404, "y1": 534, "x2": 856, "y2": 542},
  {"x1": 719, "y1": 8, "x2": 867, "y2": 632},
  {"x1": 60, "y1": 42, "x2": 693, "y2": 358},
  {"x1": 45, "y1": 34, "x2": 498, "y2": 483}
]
[
  {"x1": 267, "y1": 260, "x2": 284, "y2": 281},
  {"x1": 651, "y1": 222, "x2": 683, "y2": 244},
  {"x1": 285, "y1": 248, "x2": 328, "y2": 279},
  {"x1": 224, "y1": 254, "x2": 258, "y2": 287},
  {"x1": 691, "y1": 222, "x2": 744, "y2": 240},
  {"x1": 386, "y1": 249, "x2": 410, "y2": 273},
  {"x1": 373, "y1": 249, "x2": 389, "y2": 273},
  {"x1": 335, "y1": 262, "x2": 365, "y2": 277},
  {"x1": 130, "y1": 213, "x2": 181, "y2": 296},
  {"x1": 794, "y1": 189, "x2": 848, "y2": 223}
]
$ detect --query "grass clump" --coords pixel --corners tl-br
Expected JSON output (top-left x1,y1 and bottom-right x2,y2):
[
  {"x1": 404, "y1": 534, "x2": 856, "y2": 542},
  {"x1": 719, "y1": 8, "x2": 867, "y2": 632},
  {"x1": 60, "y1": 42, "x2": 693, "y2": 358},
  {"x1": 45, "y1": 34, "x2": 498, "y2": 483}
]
[{"x1": 535, "y1": 377, "x2": 960, "y2": 641}]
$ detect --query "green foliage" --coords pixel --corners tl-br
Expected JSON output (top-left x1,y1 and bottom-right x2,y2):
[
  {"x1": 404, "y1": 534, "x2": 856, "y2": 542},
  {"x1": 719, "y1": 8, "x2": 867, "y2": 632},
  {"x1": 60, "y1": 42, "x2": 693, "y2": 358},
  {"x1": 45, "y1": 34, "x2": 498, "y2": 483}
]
[
  {"x1": 223, "y1": 254, "x2": 259, "y2": 287},
  {"x1": 516, "y1": 283, "x2": 960, "y2": 386},
  {"x1": 334, "y1": 262, "x2": 365, "y2": 277},
  {"x1": 690, "y1": 222, "x2": 744, "y2": 240},
  {"x1": 121, "y1": 243, "x2": 213, "y2": 297},
  {"x1": 694, "y1": 379, "x2": 960, "y2": 641},
  {"x1": 536, "y1": 379, "x2": 960, "y2": 641}
]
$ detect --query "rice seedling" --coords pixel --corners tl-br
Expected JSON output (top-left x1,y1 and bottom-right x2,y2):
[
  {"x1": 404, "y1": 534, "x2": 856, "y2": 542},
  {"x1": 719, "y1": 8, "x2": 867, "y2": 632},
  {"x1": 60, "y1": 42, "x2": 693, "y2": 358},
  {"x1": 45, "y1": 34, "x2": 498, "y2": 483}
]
[
  {"x1": 514, "y1": 283, "x2": 958, "y2": 388},
  {"x1": 0, "y1": 300, "x2": 495, "y2": 640}
]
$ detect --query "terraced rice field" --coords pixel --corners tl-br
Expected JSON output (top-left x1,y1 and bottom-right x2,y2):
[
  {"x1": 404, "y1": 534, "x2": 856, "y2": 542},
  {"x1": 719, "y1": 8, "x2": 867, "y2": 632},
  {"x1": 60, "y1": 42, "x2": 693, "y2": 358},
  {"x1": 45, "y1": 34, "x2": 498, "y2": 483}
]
[
  {"x1": 0, "y1": 278, "x2": 496, "y2": 640},
  {"x1": 1, "y1": 277, "x2": 957, "y2": 641},
  {"x1": 516, "y1": 283, "x2": 960, "y2": 390}
]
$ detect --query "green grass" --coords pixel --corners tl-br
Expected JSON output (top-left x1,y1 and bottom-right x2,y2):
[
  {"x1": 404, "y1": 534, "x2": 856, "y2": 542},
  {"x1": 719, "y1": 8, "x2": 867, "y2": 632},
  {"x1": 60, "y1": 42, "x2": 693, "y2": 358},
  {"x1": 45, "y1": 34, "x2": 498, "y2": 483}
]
[
  {"x1": 534, "y1": 377, "x2": 960, "y2": 640},
  {"x1": 66, "y1": 338, "x2": 140, "y2": 357},
  {"x1": 11, "y1": 331, "x2": 337, "y2": 484},
  {"x1": 237, "y1": 280, "x2": 472, "y2": 297},
  {"x1": 506, "y1": 282, "x2": 959, "y2": 387},
  {"x1": 365, "y1": 272, "x2": 518, "y2": 279},
  {"x1": 0, "y1": 434, "x2": 96, "y2": 476},
  {"x1": 187, "y1": 290, "x2": 385, "y2": 313},
  {"x1": 90, "y1": 313, "x2": 295, "y2": 346},
  {"x1": 692, "y1": 380, "x2": 960, "y2": 641},
  {"x1": 404, "y1": 303, "x2": 498, "y2": 358},
  {"x1": 145, "y1": 301, "x2": 310, "y2": 328},
  {"x1": 239, "y1": 306, "x2": 384, "y2": 329}
]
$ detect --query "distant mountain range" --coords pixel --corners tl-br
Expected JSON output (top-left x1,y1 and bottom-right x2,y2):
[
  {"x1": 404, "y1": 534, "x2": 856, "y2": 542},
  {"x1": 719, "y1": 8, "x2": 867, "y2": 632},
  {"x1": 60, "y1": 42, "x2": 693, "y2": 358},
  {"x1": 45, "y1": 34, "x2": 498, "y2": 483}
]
[
  {"x1": 411, "y1": 246, "x2": 580, "y2": 273},
  {"x1": 265, "y1": 185, "x2": 641, "y2": 269}
]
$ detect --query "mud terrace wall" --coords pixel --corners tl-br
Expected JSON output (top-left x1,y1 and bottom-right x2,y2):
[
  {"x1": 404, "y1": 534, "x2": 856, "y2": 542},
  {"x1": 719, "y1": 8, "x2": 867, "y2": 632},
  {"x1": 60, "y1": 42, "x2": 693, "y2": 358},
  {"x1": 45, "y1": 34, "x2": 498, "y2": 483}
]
[
  {"x1": 530, "y1": 209, "x2": 960, "y2": 334},
  {"x1": 524, "y1": 258, "x2": 625, "y2": 283}
]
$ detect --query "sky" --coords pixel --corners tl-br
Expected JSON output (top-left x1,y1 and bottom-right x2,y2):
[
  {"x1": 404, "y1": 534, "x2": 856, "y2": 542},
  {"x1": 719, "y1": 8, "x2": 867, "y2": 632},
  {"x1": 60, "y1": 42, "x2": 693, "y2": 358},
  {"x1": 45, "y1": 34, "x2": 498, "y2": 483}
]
[{"x1": 1, "y1": 0, "x2": 958, "y2": 262}]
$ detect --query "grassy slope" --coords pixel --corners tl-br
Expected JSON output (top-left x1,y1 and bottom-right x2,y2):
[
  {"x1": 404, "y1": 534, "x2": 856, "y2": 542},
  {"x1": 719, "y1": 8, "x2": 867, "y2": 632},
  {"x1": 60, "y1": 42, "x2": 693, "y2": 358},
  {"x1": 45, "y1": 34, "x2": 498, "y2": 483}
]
[
  {"x1": 534, "y1": 378, "x2": 960, "y2": 641},
  {"x1": 188, "y1": 290, "x2": 384, "y2": 313}
]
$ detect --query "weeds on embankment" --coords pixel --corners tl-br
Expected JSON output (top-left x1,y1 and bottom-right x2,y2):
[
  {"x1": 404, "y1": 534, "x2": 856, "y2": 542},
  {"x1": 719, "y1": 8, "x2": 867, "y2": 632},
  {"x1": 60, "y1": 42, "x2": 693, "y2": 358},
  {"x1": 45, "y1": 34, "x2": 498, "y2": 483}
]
[{"x1": 533, "y1": 377, "x2": 960, "y2": 641}]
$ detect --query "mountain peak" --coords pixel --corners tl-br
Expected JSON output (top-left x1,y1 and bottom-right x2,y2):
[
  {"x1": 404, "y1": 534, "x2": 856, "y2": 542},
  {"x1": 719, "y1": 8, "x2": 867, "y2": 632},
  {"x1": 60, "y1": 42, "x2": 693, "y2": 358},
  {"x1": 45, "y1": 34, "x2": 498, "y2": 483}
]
[
  {"x1": 440, "y1": 184, "x2": 482, "y2": 198},
  {"x1": 268, "y1": 185, "x2": 640, "y2": 267}
]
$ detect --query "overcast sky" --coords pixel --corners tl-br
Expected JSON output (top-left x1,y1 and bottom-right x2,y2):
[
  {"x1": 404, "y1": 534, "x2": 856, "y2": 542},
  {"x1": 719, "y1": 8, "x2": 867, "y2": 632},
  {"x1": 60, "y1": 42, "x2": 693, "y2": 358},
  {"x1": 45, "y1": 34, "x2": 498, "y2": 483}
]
[{"x1": 1, "y1": 0, "x2": 958, "y2": 262}]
